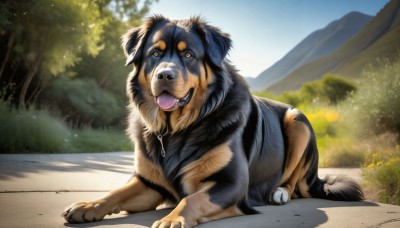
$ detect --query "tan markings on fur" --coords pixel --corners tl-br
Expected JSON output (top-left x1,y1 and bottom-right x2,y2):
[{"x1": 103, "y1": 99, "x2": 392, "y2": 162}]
[
  {"x1": 169, "y1": 67, "x2": 210, "y2": 132},
  {"x1": 130, "y1": 63, "x2": 166, "y2": 132},
  {"x1": 177, "y1": 41, "x2": 187, "y2": 51},
  {"x1": 120, "y1": 180, "x2": 163, "y2": 212},
  {"x1": 296, "y1": 161, "x2": 311, "y2": 198},
  {"x1": 109, "y1": 177, "x2": 162, "y2": 213},
  {"x1": 62, "y1": 177, "x2": 162, "y2": 223},
  {"x1": 180, "y1": 143, "x2": 233, "y2": 194},
  {"x1": 157, "y1": 40, "x2": 167, "y2": 50},
  {"x1": 198, "y1": 205, "x2": 243, "y2": 224},
  {"x1": 280, "y1": 108, "x2": 310, "y2": 184},
  {"x1": 205, "y1": 64, "x2": 215, "y2": 84},
  {"x1": 199, "y1": 63, "x2": 215, "y2": 91},
  {"x1": 134, "y1": 144, "x2": 179, "y2": 199},
  {"x1": 154, "y1": 192, "x2": 237, "y2": 227},
  {"x1": 199, "y1": 62, "x2": 208, "y2": 90},
  {"x1": 281, "y1": 158, "x2": 305, "y2": 201}
]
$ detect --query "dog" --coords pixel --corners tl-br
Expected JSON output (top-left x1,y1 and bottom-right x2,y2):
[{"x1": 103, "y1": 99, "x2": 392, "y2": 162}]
[{"x1": 62, "y1": 15, "x2": 364, "y2": 227}]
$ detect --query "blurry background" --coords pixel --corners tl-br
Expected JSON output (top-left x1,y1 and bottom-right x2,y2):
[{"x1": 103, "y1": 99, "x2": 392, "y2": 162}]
[{"x1": 0, "y1": 0, "x2": 399, "y2": 205}]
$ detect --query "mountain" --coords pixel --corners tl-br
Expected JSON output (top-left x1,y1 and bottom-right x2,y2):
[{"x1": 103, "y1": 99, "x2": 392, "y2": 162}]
[
  {"x1": 248, "y1": 11, "x2": 372, "y2": 91},
  {"x1": 268, "y1": 0, "x2": 400, "y2": 94}
]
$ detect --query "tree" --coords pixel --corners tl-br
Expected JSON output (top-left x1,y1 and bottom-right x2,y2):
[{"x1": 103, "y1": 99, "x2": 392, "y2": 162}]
[
  {"x1": 320, "y1": 74, "x2": 356, "y2": 105},
  {"x1": 0, "y1": 0, "x2": 104, "y2": 107},
  {"x1": 299, "y1": 74, "x2": 356, "y2": 105}
]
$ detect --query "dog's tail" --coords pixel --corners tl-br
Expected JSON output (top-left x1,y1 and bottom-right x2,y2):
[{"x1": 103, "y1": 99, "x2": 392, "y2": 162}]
[{"x1": 309, "y1": 174, "x2": 365, "y2": 201}]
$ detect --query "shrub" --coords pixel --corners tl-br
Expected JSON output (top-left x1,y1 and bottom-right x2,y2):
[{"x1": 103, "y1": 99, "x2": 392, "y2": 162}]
[
  {"x1": 261, "y1": 74, "x2": 356, "y2": 107},
  {"x1": 347, "y1": 58, "x2": 400, "y2": 137},
  {"x1": 319, "y1": 74, "x2": 357, "y2": 105},
  {"x1": 43, "y1": 78, "x2": 124, "y2": 128},
  {"x1": 278, "y1": 91, "x2": 303, "y2": 107},
  {"x1": 0, "y1": 101, "x2": 71, "y2": 153},
  {"x1": 0, "y1": 100, "x2": 131, "y2": 153},
  {"x1": 299, "y1": 74, "x2": 356, "y2": 105}
]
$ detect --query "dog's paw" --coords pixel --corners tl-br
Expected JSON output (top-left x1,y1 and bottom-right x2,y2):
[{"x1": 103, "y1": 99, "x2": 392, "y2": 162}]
[
  {"x1": 272, "y1": 187, "x2": 289, "y2": 205},
  {"x1": 151, "y1": 215, "x2": 190, "y2": 228},
  {"x1": 61, "y1": 201, "x2": 108, "y2": 223}
]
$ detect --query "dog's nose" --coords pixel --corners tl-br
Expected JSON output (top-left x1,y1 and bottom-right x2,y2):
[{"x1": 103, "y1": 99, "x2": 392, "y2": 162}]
[{"x1": 157, "y1": 69, "x2": 176, "y2": 81}]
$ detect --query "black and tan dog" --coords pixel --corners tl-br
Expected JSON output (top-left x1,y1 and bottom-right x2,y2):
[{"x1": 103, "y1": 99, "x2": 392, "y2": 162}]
[{"x1": 62, "y1": 15, "x2": 364, "y2": 227}]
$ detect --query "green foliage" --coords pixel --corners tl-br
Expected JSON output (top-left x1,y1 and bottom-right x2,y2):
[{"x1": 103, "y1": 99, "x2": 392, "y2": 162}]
[
  {"x1": 346, "y1": 58, "x2": 400, "y2": 137},
  {"x1": 318, "y1": 74, "x2": 357, "y2": 104},
  {"x1": 44, "y1": 78, "x2": 124, "y2": 128},
  {"x1": 1, "y1": 0, "x2": 106, "y2": 107},
  {"x1": 260, "y1": 74, "x2": 356, "y2": 107},
  {"x1": 0, "y1": 101, "x2": 71, "y2": 153},
  {"x1": 1, "y1": 0, "x2": 152, "y2": 108},
  {"x1": 71, "y1": 14, "x2": 132, "y2": 103},
  {"x1": 3, "y1": 0, "x2": 105, "y2": 76},
  {"x1": 105, "y1": 0, "x2": 154, "y2": 23},
  {"x1": 69, "y1": 128, "x2": 132, "y2": 153},
  {"x1": 0, "y1": 100, "x2": 131, "y2": 153},
  {"x1": 278, "y1": 91, "x2": 303, "y2": 107},
  {"x1": 298, "y1": 74, "x2": 356, "y2": 105},
  {"x1": 0, "y1": 0, "x2": 151, "y2": 153}
]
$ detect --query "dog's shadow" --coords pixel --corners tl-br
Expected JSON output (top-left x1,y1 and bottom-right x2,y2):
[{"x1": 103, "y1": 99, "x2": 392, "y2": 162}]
[{"x1": 64, "y1": 199, "x2": 378, "y2": 228}]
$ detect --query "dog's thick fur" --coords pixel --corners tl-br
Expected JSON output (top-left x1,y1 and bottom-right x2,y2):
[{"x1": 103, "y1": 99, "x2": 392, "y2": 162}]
[{"x1": 62, "y1": 16, "x2": 364, "y2": 228}]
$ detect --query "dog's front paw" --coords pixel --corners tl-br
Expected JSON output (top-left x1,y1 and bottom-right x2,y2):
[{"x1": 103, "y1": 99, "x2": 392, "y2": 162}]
[
  {"x1": 61, "y1": 201, "x2": 108, "y2": 223},
  {"x1": 151, "y1": 215, "x2": 191, "y2": 228},
  {"x1": 271, "y1": 187, "x2": 289, "y2": 205}
]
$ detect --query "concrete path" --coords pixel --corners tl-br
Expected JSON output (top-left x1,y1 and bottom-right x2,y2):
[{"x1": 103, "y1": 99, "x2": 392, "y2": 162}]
[{"x1": 0, "y1": 152, "x2": 399, "y2": 228}]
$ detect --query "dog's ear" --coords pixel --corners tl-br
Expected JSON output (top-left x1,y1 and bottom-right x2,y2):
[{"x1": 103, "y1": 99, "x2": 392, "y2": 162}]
[
  {"x1": 122, "y1": 27, "x2": 142, "y2": 66},
  {"x1": 122, "y1": 15, "x2": 168, "y2": 66},
  {"x1": 192, "y1": 17, "x2": 232, "y2": 68}
]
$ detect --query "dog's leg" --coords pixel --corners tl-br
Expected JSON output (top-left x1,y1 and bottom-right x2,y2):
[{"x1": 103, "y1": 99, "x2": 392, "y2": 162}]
[
  {"x1": 62, "y1": 177, "x2": 162, "y2": 223},
  {"x1": 151, "y1": 190, "x2": 243, "y2": 228},
  {"x1": 197, "y1": 205, "x2": 244, "y2": 223},
  {"x1": 272, "y1": 108, "x2": 311, "y2": 205},
  {"x1": 152, "y1": 143, "x2": 248, "y2": 228}
]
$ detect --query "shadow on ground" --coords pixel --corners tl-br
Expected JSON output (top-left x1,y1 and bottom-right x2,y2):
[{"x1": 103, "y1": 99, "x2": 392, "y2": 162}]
[
  {"x1": 62, "y1": 199, "x2": 378, "y2": 228},
  {"x1": 0, "y1": 152, "x2": 134, "y2": 180}
]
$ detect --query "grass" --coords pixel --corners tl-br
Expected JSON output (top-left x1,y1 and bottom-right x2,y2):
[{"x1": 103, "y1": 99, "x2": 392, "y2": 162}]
[
  {"x1": 0, "y1": 101, "x2": 132, "y2": 153},
  {"x1": 69, "y1": 128, "x2": 132, "y2": 153},
  {"x1": 0, "y1": 105, "x2": 71, "y2": 153}
]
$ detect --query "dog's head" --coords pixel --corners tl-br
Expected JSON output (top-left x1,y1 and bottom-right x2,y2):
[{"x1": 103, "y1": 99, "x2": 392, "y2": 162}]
[{"x1": 123, "y1": 15, "x2": 232, "y2": 132}]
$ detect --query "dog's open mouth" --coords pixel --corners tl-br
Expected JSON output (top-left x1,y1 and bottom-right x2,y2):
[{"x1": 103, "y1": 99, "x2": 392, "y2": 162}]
[{"x1": 156, "y1": 88, "x2": 194, "y2": 111}]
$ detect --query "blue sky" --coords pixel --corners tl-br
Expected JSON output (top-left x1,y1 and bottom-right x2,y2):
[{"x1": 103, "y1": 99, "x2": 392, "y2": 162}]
[{"x1": 148, "y1": 0, "x2": 389, "y2": 77}]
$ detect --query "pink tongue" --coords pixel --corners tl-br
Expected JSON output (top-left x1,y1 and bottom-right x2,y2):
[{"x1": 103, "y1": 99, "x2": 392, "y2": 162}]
[{"x1": 156, "y1": 93, "x2": 177, "y2": 110}]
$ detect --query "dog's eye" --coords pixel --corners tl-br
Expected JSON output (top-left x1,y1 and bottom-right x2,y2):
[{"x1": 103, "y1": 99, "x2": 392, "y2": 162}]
[
  {"x1": 152, "y1": 51, "x2": 160, "y2": 57},
  {"x1": 184, "y1": 52, "x2": 192, "y2": 58}
]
